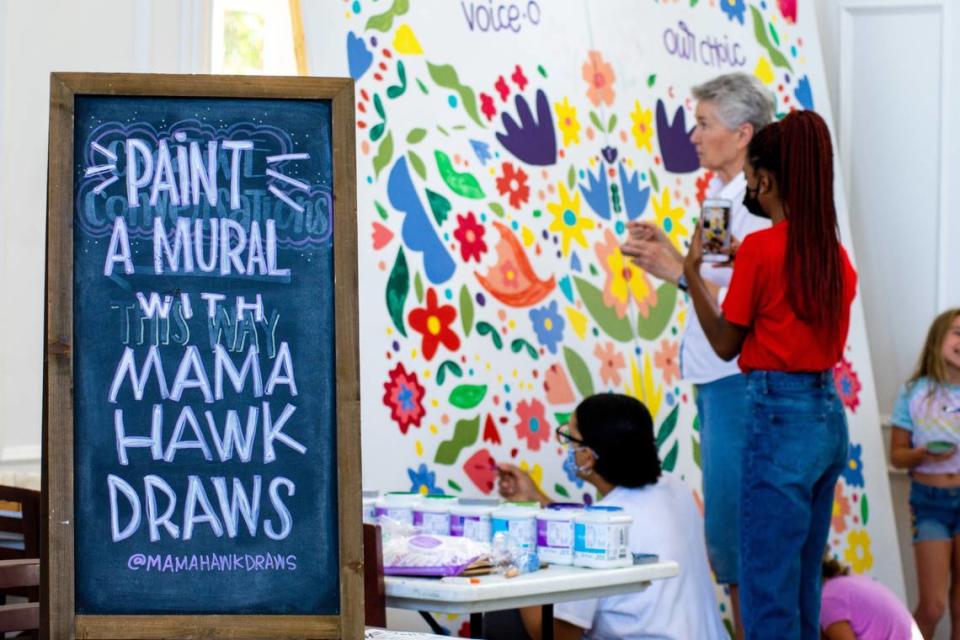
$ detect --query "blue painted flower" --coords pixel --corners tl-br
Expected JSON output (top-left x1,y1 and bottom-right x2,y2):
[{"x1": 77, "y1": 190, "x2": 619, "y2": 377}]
[
  {"x1": 579, "y1": 165, "x2": 611, "y2": 220},
  {"x1": 470, "y1": 139, "x2": 492, "y2": 166},
  {"x1": 720, "y1": 0, "x2": 747, "y2": 24},
  {"x1": 794, "y1": 75, "x2": 815, "y2": 110},
  {"x1": 842, "y1": 444, "x2": 865, "y2": 488},
  {"x1": 563, "y1": 447, "x2": 585, "y2": 488},
  {"x1": 530, "y1": 300, "x2": 565, "y2": 354},
  {"x1": 619, "y1": 163, "x2": 651, "y2": 220},
  {"x1": 408, "y1": 463, "x2": 445, "y2": 496}
]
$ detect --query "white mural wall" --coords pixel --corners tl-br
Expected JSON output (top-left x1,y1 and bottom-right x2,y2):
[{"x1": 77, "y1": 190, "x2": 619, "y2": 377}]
[{"x1": 304, "y1": 0, "x2": 905, "y2": 631}]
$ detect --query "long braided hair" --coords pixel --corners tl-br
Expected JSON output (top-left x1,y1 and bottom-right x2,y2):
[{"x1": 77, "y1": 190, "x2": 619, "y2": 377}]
[{"x1": 747, "y1": 110, "x2": 844, "y2": 340}]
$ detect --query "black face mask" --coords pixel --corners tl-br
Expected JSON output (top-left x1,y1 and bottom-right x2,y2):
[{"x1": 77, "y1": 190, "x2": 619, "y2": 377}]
[{"x1": 743, "y1": 183, "x2": 769, "y2": 218}]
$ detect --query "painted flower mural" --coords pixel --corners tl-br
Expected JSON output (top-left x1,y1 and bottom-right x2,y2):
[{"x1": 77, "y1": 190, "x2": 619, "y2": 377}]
[{"x1": 334, "y1": 0, "x2": 888, "y2": 633}]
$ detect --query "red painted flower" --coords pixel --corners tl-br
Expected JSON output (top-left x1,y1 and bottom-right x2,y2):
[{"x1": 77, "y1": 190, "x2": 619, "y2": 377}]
[
  {"x1": 511, "y1": 64, "x2": 528, "y2": 91},
  {"x1": 453, "y1": 212, "x2": 487, "y2": 262},
  {"x1": 515, "y1": 399, "x2": 551, "y2": 452},
  {"x1": 833, "y1": 357, "x2": 863, "y2": 412},
  {"x1": 408, "y1": 288, "x2": 461, "y2": 361},
  {"x1": 495, "y1": 162, "x2": 530, "y2": 209},
  {"x1": 495, "y1": 75, "x2": 510, "y2": 101},
  {"x1": 382, "y1": 363, "x2": 426, "y2": 434},
  {"x1": 695, "y1": 170, "x2": 715, "y2": 205},
  {"x1": 480, "y1": 92, "x2": 496, "y2": 121},
  {"x1": 779, "y1": 0, "x2": 797, "y2": 23}
]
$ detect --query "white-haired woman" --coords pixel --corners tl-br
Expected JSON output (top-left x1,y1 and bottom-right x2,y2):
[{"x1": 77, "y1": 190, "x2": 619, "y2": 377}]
[{"x1": 622, "y1": 72, "x2": 775, "y2": 640}]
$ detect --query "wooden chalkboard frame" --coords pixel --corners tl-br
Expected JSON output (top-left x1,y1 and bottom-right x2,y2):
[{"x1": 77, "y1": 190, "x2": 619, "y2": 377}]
[{"x1": 42, "y1": 73, "x2": 362, "y2": 639}]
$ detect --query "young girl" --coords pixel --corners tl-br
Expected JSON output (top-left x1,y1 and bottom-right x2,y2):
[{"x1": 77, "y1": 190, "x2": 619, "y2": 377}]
[
  {"x1": 682, "y1": 110, "x2": 858, "y2": 639},
  {"x1": 819, "y1": 556, "x2": 916, "y2": 639},
  {"x1": 890, "y1": 308, "x2": 960, "y2": 638}
]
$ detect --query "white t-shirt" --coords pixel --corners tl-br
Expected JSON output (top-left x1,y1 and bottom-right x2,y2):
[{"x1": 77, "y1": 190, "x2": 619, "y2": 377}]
[
  {"x1": 554, "y1": 475, "x2": 726, "y2": 640},
  {"x1": 680, "y1": 173, "x2": 770, "y2": 384}
]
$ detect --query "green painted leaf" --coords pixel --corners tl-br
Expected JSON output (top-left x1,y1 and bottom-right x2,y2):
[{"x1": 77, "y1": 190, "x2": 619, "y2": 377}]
[
  {"x1": 636, "y1": 283, "x2": 678, "y2": 340},
  {"x1": 554, "y1": 412, "x2": 572, "y2": 426},
  {"x1": 426, "y1": 61, "x2": 485, "y2": 127},
  {"x1": 370, "y1": 122, "x2": 385, "y2": 142},
  {"x1": 589, "y1": 111, "x2": 603, "y2": 131},
  {"x1": 647, "y1": 74, "x2": 657, "y2": 87},
  {"x1": 488, "y1": 202, "x2": 505, "y2": 218},
  {"x1": 373, "y1": 131, "x2": 394, "y2": 178},
  {"x1": 375, "y1": 201, "x2": 389, "y2": 221},
  {"x1": 537, "y1": 65, "x2": 547, "y2": 78},
  {"x1": 588, "y1": 264, "x2": 599, "y2": 277},
  {"x1": 373, "y1": 93, "x2": 386, "y2": 119},
  {"x1": 607, "y1": 114, "x2": 618, "y2": 133},
  {"x1": 387, "y1": 60, "x2": 407, "y2": 99},
  {"x1": 434, "y1": 415, "x2": 481, "y2": 465},
  {"x1": 437, "y1": 360, "x2": 464, "y2": 386},
  {"x1": 861, "y1": 493, "x2": 870, "y2": 526},
  {"x1": 414, "y1": 271, "x2": 424, "y2": 304},
  {"x1": 406, "y1": 128, "x2": 427, "y2": 144},
  {"x1": 459, "y1": 285, "x2": 474, "y2": 336},
  {"x1": 692, "y1": 414, "x2": 700, "y2": 433},
  {"x1": 408, "y1": 151, "x2": 426, "y2": 180},
  {"x1": 385, "y1": 248, "x2": 409, "y2": 337},
  {"x1": 435, "y1": 150, "x2": 485, "y2": 198},
  {"x1": 573, "y1": 277, "x2": 633, "y2": 342},
  {"x1": 417, "y1": 78, "x2": 429, "y2": 94},
  {"x1": 656, "y1": 405, "x2": 680, "y2": 449},
  {"x1": 436, "y1": 125, "x2": 449, "y2": 136},
  {"x1": 661, "y1": 440, "x2": 679, "y2": 472},
  {"x1": 567, "y1": 165, "x2": 575, "y2": 190},
  {"x1": 510, "y1": 338, "x2": 539, "y2": 360},
  {"x1": 554, "y1": 484, "x2": 570, "y2": 498},
  {"x1": 690, "y1": 0, "x2": 699, "y2": 7},
  {"x1": 448, "y1": 479, "x2": 462, "y2": 492},
  {"x1": 449, "y1": 384, "x2": 488, "y2": 409},
  {"x1": 563, "y1": 346, "x2": 595, "y2": 397},
  {"x1": 426, "y1": 189, "x2": 451, "y2": 227},
  {"x1": 692, "y1": 435, "x2": 701, "y2": 469},
  {"x1": 750, "y1": 6, "x2": 792, "y2": 71},
  {"x1": 365, "y1": 0, "x2": 409, "y2": 31},
  {"x1": 768, "y1": 22, "x2": 780, "y2": 47},
  {"x1": 649, "y1": 168, "x2": 660, "y2": 193},
  {"x1": 476, "y1": 321, "x2": 503, "y2": 349}
]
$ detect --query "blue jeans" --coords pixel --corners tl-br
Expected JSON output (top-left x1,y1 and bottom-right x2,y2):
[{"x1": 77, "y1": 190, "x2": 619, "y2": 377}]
[
  {"x1": 740, "y1": 370, "x2": 849, "y2": 640},
  {"x1": 695, "y1": 373, "x2": 748, "y2": 584}
]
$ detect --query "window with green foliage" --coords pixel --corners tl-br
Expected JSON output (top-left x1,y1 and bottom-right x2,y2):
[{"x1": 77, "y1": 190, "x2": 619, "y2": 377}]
[{"x1": 211, "y1": 0, "x2": 298, "y2": 75}]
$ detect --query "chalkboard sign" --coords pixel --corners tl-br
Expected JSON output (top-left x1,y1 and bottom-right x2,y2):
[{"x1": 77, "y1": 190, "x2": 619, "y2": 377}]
[{"x1": 43, "y1": 73, "x2": 362, "y2": 639}]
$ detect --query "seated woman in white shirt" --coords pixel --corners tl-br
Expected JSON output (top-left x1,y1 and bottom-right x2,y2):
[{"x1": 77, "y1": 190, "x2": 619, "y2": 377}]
[{"x1": 492, "y1": 393, "x2": 726, "y2": 640}]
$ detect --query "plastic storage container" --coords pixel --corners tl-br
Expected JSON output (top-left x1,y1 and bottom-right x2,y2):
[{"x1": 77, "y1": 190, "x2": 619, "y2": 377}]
[
  {"x1": 491, "y1": 502, "x2": 540, "y2": 553},
  {"x1": 536, "y1": 504, "x2": 583, "y2": 565},
  {"x1": 413, "y1": 495, "x2": 456, "y2": 535},
  {"x1": 573, "y1": 506, "x2": 633, "y2": 569},
  {"x1": 449, "y1": 503, "x2": 496, "y2": 543},
  {"x1": 375, "y1": 492, "x2": 421, "y2": 526},
  {"x1": 362, "y1": 490, "x2": 379, "y2": 525}
]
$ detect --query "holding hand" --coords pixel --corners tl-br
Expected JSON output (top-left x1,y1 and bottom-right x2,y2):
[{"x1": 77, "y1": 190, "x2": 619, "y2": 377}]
[
  {"x1": 923, "y1": 444, "x2": 957, "y2": 463},
  {"x1": 622, "y1": 221, "x2": 684, "y2": 284},
  {"x1": 684, "y1": 220, "x2": 704, "y2": 274}
]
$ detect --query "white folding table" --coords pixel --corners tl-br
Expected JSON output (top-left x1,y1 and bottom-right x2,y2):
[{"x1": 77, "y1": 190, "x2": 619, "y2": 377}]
[{"x1": 384, "y1": 561, "x2": 680, "y2": 639}]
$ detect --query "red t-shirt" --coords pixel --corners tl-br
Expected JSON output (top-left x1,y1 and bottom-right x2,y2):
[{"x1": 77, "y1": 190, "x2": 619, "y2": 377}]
[{"x1": 721, "y1": 221, "x2": 857, "y2": 372}]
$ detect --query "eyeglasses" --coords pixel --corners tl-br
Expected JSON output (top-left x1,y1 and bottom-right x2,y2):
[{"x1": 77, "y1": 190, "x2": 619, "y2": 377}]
[{"x1": 555, "y1": 425, "x2": 586, "y2": 447}]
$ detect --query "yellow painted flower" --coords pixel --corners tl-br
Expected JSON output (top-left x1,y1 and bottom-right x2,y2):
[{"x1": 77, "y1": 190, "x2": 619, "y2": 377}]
[
  {"x1": 624, "y1": 354, "x2": 662, "y2": 419},
  {"x1": 843, "y1": 529, "x2": 874, "y2": 574},
  {"x1": 630, "y1": 100, "x2": 654, "y2": 153},
  {"x1": 652, "y1": 189, "x2": 690, "y2": 250},
  {"x1": 595, "y1": 229, "x2": 657, "y2": 319},
  {"x1": 548, "y1": 183, "x2": 595, "y2": 255},
  {"x1": 554, "y1": 97, "x2": 581, "y2": 146}
]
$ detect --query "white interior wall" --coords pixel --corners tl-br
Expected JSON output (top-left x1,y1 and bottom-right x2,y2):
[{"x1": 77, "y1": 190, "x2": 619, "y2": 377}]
[
  {"x1": 815, "y1": 0, "x2": 958, "y2": 631},
  {"x1": 0, "y1": 0, "x2": 208, "y2": 474}
]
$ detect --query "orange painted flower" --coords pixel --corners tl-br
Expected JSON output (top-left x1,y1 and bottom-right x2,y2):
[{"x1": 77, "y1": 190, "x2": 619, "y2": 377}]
[
  {"x1": 594, "y1": 342, "x2": 626, "y2": 387},
  {"x1": 594, "y1": 229, "x2": 658, "y2": 319},
  {"x1": 582, "y1": 50, "x2": 616, "y2": 107},
  {"x1": 832, "y1": 483, "x2": 851, "y2": 533},
  {"x1": 407, "y1": 288, "x2": 460, "y2": 361},
  {"x1": 495, "y1": 162, "x2": 530, "y2": 209},
  {"x1": 653, "y1": 340, "x2": 681, "y2": 386}
]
